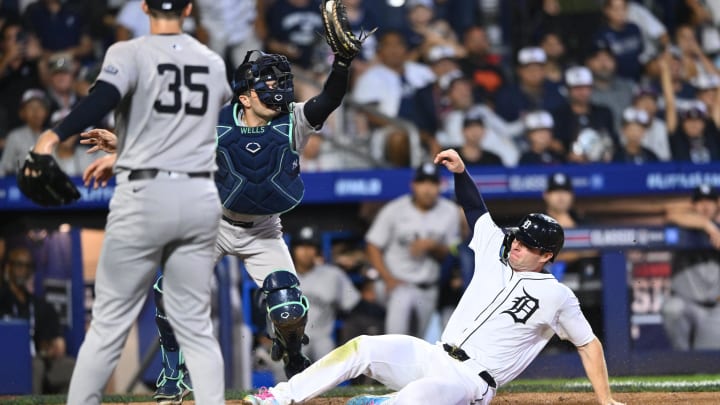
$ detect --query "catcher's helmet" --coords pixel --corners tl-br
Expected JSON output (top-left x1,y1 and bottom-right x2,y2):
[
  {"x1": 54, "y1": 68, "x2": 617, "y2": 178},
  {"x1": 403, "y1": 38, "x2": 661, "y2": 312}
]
[
  {"x1": 502, "y1": 213, "x2": 564, "y2": 262},
  {"x1": 232, "y1": 50, "x2": 294, "y2": 112}
]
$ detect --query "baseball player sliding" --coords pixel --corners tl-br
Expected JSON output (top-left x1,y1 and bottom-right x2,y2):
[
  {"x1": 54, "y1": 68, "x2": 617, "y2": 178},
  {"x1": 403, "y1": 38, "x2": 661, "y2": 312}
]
[
  {"x1": 81, "y1": 2, "x2": 372, "y2": 402},
  {"x1": 26, "y1": 1, "x2": 232, "y2": 404},
  {"x1": 242, "y1": 149, "x2": 624, "y2": 405}
]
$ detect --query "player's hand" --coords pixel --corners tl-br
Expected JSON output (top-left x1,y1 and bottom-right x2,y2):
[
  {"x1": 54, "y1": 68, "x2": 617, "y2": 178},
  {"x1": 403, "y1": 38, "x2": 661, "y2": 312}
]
[
  {"x1": 409, "y1": 238, "x2": 435, "y2": 258},
  {"x1": 434, "y1": 149, "x2": 465, "y2": 173},
  {"x1": 383, "y1": 276, "x2": 403, "y2": 293},
  {"x1": 81, "y1": 129, "x2": 118, "y2": 154},
  {"x1": 83, "y1": 154, "x2": 117, "y2": 189}
]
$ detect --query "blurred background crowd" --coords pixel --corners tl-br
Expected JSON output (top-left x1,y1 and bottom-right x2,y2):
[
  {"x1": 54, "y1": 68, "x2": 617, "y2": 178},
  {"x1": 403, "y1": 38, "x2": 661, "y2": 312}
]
[{"x1": 2, "y1": 0, "x2": 720, "y2": 396}]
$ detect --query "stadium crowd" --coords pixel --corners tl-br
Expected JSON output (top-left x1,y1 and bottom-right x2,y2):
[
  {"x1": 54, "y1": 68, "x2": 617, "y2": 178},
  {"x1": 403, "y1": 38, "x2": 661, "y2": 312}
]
[{"x1": 2, "y1": 0, "x2": 720, "y2": 395}]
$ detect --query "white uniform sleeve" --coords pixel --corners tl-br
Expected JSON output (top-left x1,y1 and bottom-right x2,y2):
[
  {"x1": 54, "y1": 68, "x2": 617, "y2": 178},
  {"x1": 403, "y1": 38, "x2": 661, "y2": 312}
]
[
  {"x1": 95, "y1": 41, "x2": 139, "y2": 97},
  {"x1": 291, "y1": 101, "x2": 318, "y2": 152},
  {"x1": 365, "y1": 202, "x2": 396, "y2": 249},
  {"x1": 553, "y1": 287, "x2": 595, "y2": 347},
  {"x1": 469, "y1": 213, "x2": 503, "y2": 253}
]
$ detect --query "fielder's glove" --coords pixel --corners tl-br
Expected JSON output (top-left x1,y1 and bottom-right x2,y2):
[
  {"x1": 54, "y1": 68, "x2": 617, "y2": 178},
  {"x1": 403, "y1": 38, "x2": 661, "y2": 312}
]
[
  {"x1": 17, "y1": 151, "x2": 81, "y2": 207},
  {"x1": 320, "y1": 0, "x2": 377, "y2": 68}
]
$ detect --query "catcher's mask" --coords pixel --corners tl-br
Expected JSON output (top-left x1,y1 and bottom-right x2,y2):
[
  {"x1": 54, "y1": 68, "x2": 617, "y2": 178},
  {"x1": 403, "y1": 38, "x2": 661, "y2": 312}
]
[
  {"x1": 232, "y1": 50, "x2": 294, "y2": 113},
  {"x1": 500, "y1": 213, "x2": 564, "y2": 264}
]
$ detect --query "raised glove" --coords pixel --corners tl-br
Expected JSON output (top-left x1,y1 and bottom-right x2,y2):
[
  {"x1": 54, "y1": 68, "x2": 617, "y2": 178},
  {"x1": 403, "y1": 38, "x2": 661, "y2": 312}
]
[
  {"x1": 17, "y1": 151, "x2": 81, "y2": 206},
  {"x1": 320, "y1": 0, "x2": 376, "y2": 68}
]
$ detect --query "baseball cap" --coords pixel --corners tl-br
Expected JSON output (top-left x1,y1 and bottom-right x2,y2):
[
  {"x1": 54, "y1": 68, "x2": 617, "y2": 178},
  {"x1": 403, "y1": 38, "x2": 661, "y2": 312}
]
[
  {"x1": 546, "y1": 173, "x2": 573, "y2": 192},
  {"x1": 565, "y1": 66, "x2": 593, "y2": 87},
  {"x1": 413, "y1": 162, "x2": 440, "y2": 183},
  {"x1": 632, "y1": 85, "x2": 659, "y2": 102},
  {"x1": 407, "y1": 0, "x2": 434, "y2": 9},
  {"x1": 692, "y1": 184, "x2": 718, "y2": 202},
  {"x1": 679, "y1": 101, "x2": 708, "y2": 120},
  {"x1": 427, "y1": 45, "x2": 457, "y2": 63},
  {"x1": 690, "y1": 73, "x2": 720, "y2": 91},
  {"x1": 517, "y1": 47, "x2": 547, "y2": 66},
  {"x1": 463, "y1": 112, "x2": 484, "y2": 128},
  {"x1": 20, "y1": 88, "x2": 49, "y2": 108},
  {"x1": 48, "y1": 54, "x2": 73, "y2": 73},
  {"x1": 523, "y1": 110, "x2": 554, "y2": 131},
  {"x1": 622, "y1": 107, "x2": 650, "y2": 126},
  {"x1": 586, "y1": 38, "x2": 614, "y2": 60},
  {"x1": 293, "y1": 225, "x2": 321, "y2": 247},
  {"x1": 145, "y1": 0, "x2": 191, "y2": 11},
  {"x1": 438, "y1": 69, "x2": 465, "y2": 92}
]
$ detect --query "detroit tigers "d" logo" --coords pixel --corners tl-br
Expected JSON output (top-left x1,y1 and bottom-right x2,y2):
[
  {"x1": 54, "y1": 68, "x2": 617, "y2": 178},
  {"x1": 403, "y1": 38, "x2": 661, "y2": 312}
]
[{"x1": 502, "y1": 288, "x2": 539, "y2": 324}]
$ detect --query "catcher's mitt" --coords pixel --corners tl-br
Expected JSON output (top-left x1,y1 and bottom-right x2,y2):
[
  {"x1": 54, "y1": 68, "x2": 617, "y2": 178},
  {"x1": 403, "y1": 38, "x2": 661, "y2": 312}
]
[
  {"x1": 17, "y1": 151, "x2": 81, "y2": 207},
  {"x1": 320, "y1": 0, "x2": 376, "y2": 67}
]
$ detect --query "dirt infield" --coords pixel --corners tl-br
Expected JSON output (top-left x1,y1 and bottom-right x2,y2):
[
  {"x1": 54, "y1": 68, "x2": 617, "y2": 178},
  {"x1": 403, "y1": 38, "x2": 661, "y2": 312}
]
[{"x1": 101, "y1": 391, "x2": 720, "y2": 404}]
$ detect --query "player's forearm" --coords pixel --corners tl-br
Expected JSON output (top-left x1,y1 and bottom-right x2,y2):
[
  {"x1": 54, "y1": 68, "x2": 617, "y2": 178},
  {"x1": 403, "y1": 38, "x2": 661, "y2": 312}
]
[
  {"x1": 366, "y1": 244, "x2": 395, "y2": 282},
  {"x1": 578, "y1": 337, "x2": 615, "y2": 404},
  {"x1": 454, "y1": 170, "x2": 488, "y2": 228},
  {"x1": 54, "y1": 80, "x2": 120, "y2": 141},
  {"x1": 303, "y1": 63, "x2": 350, "y2": 127}
]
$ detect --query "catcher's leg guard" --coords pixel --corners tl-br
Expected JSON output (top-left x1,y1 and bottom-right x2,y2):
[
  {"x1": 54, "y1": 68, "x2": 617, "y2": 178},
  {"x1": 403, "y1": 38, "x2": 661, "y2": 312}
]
[
  {"x1": 262, "y1": 270, "x2": 311, "y2": 378},
  {"x1": 153, "y1": 276, "x2": 191, "y2": 403}
]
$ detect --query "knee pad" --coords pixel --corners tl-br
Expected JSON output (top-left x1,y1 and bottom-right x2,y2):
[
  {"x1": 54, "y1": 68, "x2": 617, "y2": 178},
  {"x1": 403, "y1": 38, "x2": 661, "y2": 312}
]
[{"x1": 262, "y1": 270, "x2": 309, "y2": 327}]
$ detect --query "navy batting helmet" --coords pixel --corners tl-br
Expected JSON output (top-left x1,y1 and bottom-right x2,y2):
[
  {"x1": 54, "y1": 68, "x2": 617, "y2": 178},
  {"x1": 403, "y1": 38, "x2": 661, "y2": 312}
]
[
  {"x1": 232, "y1": 50, "x2": 294, "y2": 112},
  {"x1": 503, "y1": 213, "x2": 564, "y2": 262}
]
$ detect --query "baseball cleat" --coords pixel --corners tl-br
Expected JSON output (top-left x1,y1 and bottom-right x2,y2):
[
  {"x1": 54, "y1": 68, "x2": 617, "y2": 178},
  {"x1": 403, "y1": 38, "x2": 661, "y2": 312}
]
[
  {"x1": 345, "y1": 394, "x2": 393, "y2": 405},
  {"x1": 153, "y1": 369, "x2": 192, "y2": 405},
  {"x1": 242, "y1": 387, "x2": 280, "y2": 405}
]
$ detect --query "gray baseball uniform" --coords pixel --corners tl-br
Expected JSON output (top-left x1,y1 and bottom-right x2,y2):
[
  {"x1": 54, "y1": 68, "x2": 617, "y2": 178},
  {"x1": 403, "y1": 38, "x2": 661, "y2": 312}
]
[
  {"x1": 296, "y1": 263, "x2": 361, "y2": 360},
  {"x1": 365, "y1": 195, "x2": 461, "y2": 338},
  {"x1": 214, "y1": 101, "x2": 316, "y2": 282},
  {"x1": 66, "y1": 33, "x2": 231, "y2": 405}
]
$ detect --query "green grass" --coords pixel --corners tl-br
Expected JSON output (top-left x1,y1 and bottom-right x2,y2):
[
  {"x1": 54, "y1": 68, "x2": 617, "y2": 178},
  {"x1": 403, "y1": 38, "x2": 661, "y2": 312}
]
[{"x1": 2, "y1": 375, "x2": 719, "y2": 404}]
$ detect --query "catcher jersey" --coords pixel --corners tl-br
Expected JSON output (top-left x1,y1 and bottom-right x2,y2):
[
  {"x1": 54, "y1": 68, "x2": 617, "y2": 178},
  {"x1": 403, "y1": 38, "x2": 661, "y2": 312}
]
[
  {"x1": 95, "y1": 34, "x2": 232, "y2": 172},
  {"x1": 218, "y1": 101, "x2": 316, "y2": 216},
  {"x1": 441, "y1": 213, "x2": 594, "y2": 387}
]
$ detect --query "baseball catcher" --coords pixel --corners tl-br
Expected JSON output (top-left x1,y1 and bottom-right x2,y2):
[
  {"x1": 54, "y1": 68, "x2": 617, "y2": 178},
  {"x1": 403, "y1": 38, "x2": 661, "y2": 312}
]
[{"x1": 17, "y1": 151, "x2": 80, "y2": 206}]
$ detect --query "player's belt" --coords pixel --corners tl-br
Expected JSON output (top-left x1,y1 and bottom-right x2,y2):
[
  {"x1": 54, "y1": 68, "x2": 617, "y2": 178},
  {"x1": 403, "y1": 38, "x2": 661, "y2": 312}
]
[
  {"x1": 128, "y1": 169, "x2": 212, "y2": 181},
  {"x1": 222, "y1": 215, "x2": 254, "y2": 228},
  {"x1": 442, "y1": 344, "x2": 497, "y2": 388}
]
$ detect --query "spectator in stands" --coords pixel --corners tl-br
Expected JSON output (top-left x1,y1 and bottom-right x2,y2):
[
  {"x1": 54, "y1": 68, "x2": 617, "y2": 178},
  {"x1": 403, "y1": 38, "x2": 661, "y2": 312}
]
[
  {"x1": 265, "y1": 0, "x2": 325, "y2": 101},
  {"x1": 435, "y1": 70, "x2": 520, "y2": 166},
  {"x1": 593, "y1": 0, "x2": 644, "y2": 80},
  {"x1": 403, "y1": 0, "x2": 464, "y2": 63},
  {"x1": 0, "y1": 245, "x2": 75, "y2": 394},
  {"x1": 494, "y1": 46, "x2": 565, "y2": 122},
  {"x1": 612, "y1": 107, "x2": 660, "y2": 164},
  {"x1": 191, "y1": 0, "x2": 265, "y2": 69},
  {"x1": 352, "y1": 30, "x2": 436, "y2": 164},
  {"x1": 586, "y1": 38, "x2": 635, "y2": 133},
  {"x1": 626, "y1": 0, "x2": 669, "y2": 65},
  {"x1": 646, "y1": 46, "x2": 696, "y2": 106},
  {"x1": 662, "y1": 184, "x2": 720, "y2": 350},
  {"x1": 690, "y1": 72, "x2": 720, "y2": 128},
  {"x1": 539, "y1": 30, "x2": 568, "y2": 84},
  {"x1": 632, "y1": 86, "x2": 672, "y2": 161},
  {"x1": 365, "y1": 162, "x2": 461, "y2": 338},
  {"x1": 0, "y1": 89, "x2": 49, "y2": 176},
  {"x1": 662, "y1": 53, "x2": 720, "y2": 163},
  {"x1": 458, "y1": 25, "x2": 505, "y2": 102},
  {"x1": 552, "y1": 66, "x2": 619, "y2": 162},
  {"x1": 23, "y1": 0, "x2": 93, "y2": 62},
  {"x1": 453, "y1": 114, "x2": 503, "y2": 167},
  {"x1": 518, "y1": 109, "x2": 565, "y2": 165},
  {"x1": 44, "y1": 54, "x2": 79, "y2": 120},
  {"x1": 0, "y1": 19, "x2": 43, "y2": 141},
  {"x1": 299, "y1": 132, "x2": 341, "y2": 172},
  {"x1": 343, "y1": 0, "x2": 379, "y2": 73},
  {"x1": 675, "y1": 24, "x2": 719, "y2": 82},
  {"x1": 291, "y1": 226, "x2": 361, "y2": 361}
]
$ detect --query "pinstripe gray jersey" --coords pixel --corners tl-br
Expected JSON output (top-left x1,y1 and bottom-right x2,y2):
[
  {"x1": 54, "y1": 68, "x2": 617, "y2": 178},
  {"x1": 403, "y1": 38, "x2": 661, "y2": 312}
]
[{"x1": 96, "y1": 34, "x2": 232, "y2": 172}]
